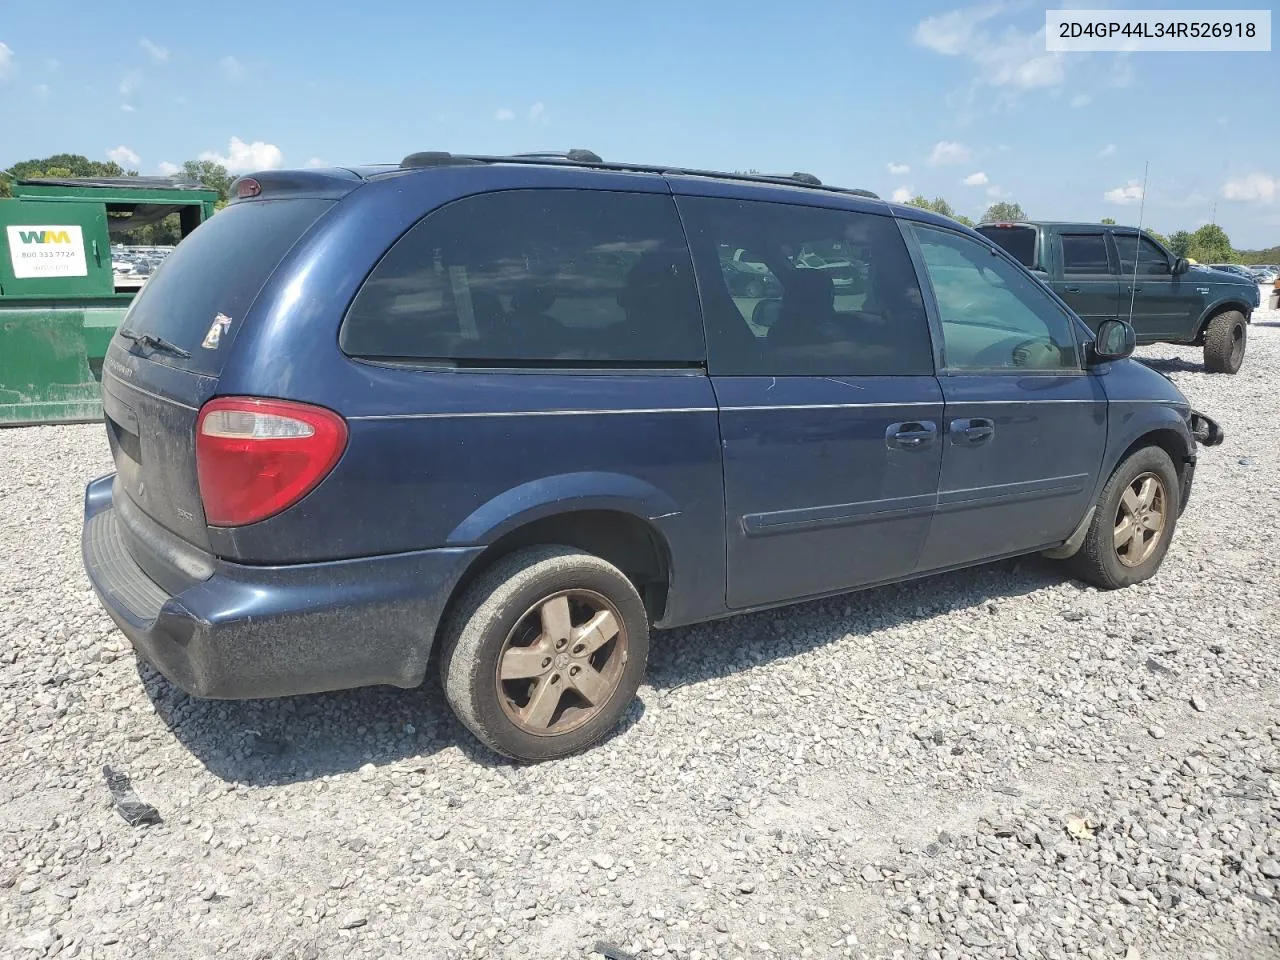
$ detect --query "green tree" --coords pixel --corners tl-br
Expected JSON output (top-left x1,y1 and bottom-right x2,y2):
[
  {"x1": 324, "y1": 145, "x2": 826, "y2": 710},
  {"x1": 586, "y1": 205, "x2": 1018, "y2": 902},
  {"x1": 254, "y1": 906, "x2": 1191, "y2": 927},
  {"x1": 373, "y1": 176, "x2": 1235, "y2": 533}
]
[
  {"x1": 905, "y1": 195, "x2": 973, "y2": 226},
  {"x1": 1185, "y1": 224, "x2": 1233, "y2": 264},
  {"x1": 6, "y1": 153, "x2": 128, "y2": 180},
  {"x1": 1148, "y1": 229, "x2": 1168, "y2": 247},
  {"x1": 1166, "y1": 230, "x2": 1193, "y2": 258},
  {"x1": 982, "y1": 200, "x2": 1027, "y2": 222},
  {"x1": 1101, "y1": 217, "x2": 1116, "y2": 225},
  {"x1": 181, "y1": 160, "x2": 232, "y2": 202}
]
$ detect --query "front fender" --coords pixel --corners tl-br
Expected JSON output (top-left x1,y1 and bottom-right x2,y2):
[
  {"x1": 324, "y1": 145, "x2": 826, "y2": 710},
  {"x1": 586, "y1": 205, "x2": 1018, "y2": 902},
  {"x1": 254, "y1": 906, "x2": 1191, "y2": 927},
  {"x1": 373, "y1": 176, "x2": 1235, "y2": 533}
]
[
  {"x1": 1105, "y1": 402, "x2": 1194, "y2": 469},
  {"x1": 1196, "y1": 294, "x2": 1256, "y2": 335},
  {"x1": 445, "y1": 471, "x2": 681, "y2": 545}
]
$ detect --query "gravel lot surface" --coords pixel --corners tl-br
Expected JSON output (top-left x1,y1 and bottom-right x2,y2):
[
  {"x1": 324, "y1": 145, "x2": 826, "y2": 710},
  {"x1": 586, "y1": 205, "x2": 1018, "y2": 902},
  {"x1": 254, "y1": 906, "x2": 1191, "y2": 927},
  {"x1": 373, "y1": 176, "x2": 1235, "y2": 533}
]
[{"x1": 3, "y1": 314, "x2": 1279, "y2": 960}]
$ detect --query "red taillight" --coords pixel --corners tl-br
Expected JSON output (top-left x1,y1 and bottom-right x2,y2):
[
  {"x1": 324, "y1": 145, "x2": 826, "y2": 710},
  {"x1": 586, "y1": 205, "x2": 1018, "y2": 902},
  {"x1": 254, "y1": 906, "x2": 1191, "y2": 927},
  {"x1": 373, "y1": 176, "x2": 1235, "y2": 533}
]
[
  {"x1": 236, "y1": 178, "x2": 262, "y2": 199},
  {"x1": 195, "y1": 397, "x2": 347, "y2": 527}
]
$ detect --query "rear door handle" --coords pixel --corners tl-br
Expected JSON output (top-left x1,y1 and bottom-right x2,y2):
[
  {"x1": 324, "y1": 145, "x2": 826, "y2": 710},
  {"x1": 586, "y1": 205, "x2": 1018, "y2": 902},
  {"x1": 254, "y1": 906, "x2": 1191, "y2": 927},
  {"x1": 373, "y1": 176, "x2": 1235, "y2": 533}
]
[
  {"x1": 950, "y1": 417, "x2": 995, "y2": 445},
  {"x1": 1128, "y1": 285, "x2": 1143, "y2": 292},
  {"x1": 886, "y1": 421, "x2": 937, "y2": 450},
  {"x1": 1064, "y1": 286, "x2": 1082, "y2": 294}
]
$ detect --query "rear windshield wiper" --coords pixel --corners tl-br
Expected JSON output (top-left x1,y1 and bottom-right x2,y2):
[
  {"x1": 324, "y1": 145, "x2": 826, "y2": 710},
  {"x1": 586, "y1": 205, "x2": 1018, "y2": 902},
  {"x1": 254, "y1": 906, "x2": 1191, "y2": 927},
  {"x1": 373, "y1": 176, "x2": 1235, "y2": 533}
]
[{"x1": 117, "y1": 327, "x2": 192, "y2": 359}]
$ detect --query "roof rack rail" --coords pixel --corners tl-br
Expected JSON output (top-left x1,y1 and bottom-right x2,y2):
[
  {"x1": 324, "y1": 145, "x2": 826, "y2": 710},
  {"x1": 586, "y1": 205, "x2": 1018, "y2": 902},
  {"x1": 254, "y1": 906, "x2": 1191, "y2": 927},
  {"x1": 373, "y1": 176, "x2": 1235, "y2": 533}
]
[
  {"x1": 395, "y1": 151, "x2": 879, "y2": 200},
  {"x1": 510, "y1": 149, "x2": 604, "y2": 164}
]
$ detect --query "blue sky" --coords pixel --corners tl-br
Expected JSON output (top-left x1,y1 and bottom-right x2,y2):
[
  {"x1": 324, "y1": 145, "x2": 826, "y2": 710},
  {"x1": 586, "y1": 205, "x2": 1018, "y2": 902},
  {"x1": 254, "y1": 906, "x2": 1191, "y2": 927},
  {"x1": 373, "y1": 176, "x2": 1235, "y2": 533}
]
[{"x1": 2, "y1": 1, "x2": 1277, "y2": 246}]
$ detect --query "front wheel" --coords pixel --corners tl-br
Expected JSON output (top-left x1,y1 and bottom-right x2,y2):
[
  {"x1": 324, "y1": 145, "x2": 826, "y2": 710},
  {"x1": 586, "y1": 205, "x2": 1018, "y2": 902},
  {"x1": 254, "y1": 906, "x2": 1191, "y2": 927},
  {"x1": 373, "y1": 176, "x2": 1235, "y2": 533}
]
[
  {"x1": 1065, "y1": 446, "x2": 1181, "y2": 589},
  {"x1": 439, "y1": 546, "x2": 649, "y2": 761},
  {"x1": 1203, "y1": 310, "x2": 1247, "y2": 374}
]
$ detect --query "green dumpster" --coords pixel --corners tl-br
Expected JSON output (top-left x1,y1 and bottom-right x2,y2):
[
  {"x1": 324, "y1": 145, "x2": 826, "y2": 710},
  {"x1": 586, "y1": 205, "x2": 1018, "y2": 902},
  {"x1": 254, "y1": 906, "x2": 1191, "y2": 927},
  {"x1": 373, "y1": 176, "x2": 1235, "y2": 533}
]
[{"x1": 0, "y1": 177, "x2": 218, "y2": 426}]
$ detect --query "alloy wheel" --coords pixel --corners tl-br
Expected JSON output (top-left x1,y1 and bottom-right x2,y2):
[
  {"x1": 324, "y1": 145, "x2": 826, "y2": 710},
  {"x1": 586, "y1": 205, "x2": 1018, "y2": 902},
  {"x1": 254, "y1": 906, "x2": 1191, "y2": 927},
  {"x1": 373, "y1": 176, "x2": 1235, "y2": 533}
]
[
  {"x1": 495, "y1": 590, "x2": 629, "y2": 736},
  {"x1": 1113, "y1": 471, "x2": 1167, "y2": 567}
]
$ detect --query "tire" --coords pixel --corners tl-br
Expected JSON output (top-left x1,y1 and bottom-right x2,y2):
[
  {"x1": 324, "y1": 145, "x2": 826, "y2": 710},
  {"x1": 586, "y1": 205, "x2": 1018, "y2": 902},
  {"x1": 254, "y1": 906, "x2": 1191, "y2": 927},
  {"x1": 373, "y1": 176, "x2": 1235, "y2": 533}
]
[
  {"x1": 439, "y1": 546, "x2": 649, "y2": 761},
  {"x1": 1066, "y1": 446, "x2": 1180, "y2": 590},
  {"x1": 1203, "y1": 310, "x2": 1247, "y2": 374},
  {"x1": 745, "y1": 279, "x2": 765, "y2": 299}
]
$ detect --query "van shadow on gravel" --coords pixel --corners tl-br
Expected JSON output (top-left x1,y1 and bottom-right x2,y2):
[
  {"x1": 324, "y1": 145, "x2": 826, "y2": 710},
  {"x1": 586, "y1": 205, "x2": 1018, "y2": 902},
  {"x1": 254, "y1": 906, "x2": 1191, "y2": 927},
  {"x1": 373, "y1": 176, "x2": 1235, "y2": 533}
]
[
  {"x1": 647, "y1": 555, "x2": 1062, "y2": 692},
  {"x1": 141, "y1": 556, "x2": 1063, "y2": 785}
]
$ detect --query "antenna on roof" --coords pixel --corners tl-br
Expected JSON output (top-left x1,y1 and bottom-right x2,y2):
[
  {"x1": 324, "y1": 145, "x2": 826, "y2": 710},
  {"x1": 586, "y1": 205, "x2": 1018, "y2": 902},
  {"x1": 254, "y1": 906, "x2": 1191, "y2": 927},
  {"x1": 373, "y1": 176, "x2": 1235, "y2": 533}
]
[{"x1": 1125, "y1": 161, "x2": 1150, "y2": 325}]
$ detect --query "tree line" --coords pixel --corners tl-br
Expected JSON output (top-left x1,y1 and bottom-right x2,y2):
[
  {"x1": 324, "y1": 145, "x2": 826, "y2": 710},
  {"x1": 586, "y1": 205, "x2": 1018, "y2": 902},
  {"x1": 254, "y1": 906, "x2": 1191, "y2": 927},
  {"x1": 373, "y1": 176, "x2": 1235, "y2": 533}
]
[
  {"x1": 0, "y1": 153, "x2": 232, "y2": 245},
  {"x1": 911, "y1": 198, "x2": 1269, "y2": 265},
  {"x1": 4, "y1": 157, "x2": 1276, "y2": 263}
]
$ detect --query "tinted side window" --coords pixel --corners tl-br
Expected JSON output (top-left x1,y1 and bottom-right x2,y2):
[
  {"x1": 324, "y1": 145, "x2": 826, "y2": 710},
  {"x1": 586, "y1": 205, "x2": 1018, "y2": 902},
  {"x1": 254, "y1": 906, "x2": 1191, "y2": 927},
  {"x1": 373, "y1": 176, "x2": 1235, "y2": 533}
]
[
  {"x1": 342, "y1": 190, "x2": 703, "y2": 365},
  {"x1": 1061, "y1": 234, "x2": 1111, "y2": 274},
  {"x1": 915, "y1": 225, "x2": 1080, "y2": 372},
  {"x1": 677, "y1": 197, "x2": 934, "y2": 377},
  {"x1": 1116, "y1": 234, "x2": 1171, "y2": 277},
  {"x1": 976, "y1": 225, "x2": 1037, "y2": 268}
]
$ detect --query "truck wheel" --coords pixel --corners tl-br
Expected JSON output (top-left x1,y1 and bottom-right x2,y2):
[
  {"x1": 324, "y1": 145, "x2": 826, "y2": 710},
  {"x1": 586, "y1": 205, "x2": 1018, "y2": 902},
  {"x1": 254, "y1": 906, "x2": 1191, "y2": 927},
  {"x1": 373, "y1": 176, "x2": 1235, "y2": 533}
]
[
  {"x1": 1066, "y1": 446, "x2": 1180, "y2": 590},
  {"x1": 440, "y1": 546, "x2": 649, "y2": 761},
  {"x1": 1203, "y1": 310, "x2": 1247, "y2": 374}
]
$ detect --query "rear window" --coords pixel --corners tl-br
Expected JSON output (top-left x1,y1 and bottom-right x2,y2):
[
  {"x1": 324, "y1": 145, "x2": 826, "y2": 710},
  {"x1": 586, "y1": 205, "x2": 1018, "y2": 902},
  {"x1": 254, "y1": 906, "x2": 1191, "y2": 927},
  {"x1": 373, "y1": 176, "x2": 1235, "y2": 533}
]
[
  {"x1": 122, "y1": 199, "x2": 332, "y2": 375},
  {"x1": 340, "y1": 189, "x2": 703, "y2": 366},
  {"x1": 976, "y1": 224, "x2": 1037, "y2": 268}
]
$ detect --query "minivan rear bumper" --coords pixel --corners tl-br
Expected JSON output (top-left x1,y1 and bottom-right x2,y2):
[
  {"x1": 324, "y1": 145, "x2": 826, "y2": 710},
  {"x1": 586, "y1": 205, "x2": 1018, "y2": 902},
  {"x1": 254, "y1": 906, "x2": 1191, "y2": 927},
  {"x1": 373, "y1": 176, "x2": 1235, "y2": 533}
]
[{"x1": 82, "y1": 474, "x2": 482, "y2": 699}]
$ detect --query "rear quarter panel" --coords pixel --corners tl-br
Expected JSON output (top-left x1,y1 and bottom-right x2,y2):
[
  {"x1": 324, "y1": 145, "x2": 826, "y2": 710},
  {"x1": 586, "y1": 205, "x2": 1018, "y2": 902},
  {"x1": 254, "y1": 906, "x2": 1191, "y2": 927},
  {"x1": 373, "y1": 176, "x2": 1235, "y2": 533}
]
[{"x1": 210, "y1": 166, "x2": 729, "y2": 626}]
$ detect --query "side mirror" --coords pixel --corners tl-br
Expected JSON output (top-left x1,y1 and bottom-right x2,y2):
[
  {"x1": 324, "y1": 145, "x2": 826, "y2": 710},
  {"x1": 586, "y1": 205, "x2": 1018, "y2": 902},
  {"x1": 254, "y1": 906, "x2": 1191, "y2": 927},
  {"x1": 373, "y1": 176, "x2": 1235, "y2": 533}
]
[
  {"x1": 1090, "y1": 318, "x2": 1136, "y2": 363},
  {"x1": 1173, "y1": 257, "x2": 1190, "y2": 274}
]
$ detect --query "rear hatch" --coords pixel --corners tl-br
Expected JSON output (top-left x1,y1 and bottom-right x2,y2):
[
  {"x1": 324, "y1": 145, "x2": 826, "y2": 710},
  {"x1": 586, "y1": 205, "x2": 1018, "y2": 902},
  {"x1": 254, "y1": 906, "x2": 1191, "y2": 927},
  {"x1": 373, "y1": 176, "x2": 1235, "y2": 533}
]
[
  {"x1": 102, "y1": 198, "x2": 334, "y2": 550},
  {"x1": 976, "y1": 223, "x2": 1039, "y2": 268}
]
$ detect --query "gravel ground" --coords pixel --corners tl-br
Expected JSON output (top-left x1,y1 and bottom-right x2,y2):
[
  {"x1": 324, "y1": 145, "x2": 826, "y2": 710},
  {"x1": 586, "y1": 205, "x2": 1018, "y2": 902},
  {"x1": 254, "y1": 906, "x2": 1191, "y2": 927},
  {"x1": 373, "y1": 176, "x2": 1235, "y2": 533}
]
[{"x1": 2, "y1": 314, "x2": 1279, "y2": 960}]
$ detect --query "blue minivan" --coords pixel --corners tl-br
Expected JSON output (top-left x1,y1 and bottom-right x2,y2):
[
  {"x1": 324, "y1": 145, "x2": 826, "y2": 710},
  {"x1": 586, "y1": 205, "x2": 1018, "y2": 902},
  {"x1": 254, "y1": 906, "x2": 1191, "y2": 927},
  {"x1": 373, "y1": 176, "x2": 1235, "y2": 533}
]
[{"x1": 82, "y1": 151, "x2": 1223, "y2": 760}]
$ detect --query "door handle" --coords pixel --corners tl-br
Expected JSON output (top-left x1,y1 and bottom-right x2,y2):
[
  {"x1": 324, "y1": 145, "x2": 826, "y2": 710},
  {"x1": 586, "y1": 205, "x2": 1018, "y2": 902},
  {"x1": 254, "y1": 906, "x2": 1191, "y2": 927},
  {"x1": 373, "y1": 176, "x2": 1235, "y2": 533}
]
[
  {"x1": 950, "y1": 418, "x2": 995, "y2": 445},
  {"x1": 886, "y1": 421, "x2": 937, "y2": 450},
  {"x1": 1128, "y1": 285, "x2": 1143, "y2": 293},
  {"x1": 1064, "y1": 286, "x2": 1082, "y2": 293}
]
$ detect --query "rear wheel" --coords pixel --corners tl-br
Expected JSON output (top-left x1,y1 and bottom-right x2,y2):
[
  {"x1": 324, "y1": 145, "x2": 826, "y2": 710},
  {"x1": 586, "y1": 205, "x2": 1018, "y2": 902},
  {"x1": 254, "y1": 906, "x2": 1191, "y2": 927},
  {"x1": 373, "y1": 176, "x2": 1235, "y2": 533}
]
[
  {"x1": 1065, "y1": 446, "x2": 1180, "y2": 589},
  {"x1": 440, "y1": 546, "x2": 649, "y2": 761},
  {"x1": 1203, "y1": 310, "x2": 1247, "y2": 374}
]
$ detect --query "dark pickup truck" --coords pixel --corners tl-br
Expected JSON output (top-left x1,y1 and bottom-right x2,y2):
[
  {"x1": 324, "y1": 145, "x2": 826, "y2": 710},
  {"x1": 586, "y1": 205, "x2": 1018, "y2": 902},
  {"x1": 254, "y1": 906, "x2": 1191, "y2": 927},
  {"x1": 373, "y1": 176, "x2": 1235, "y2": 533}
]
[{"x1": 978, "y1": 221, "x2": 1261, "y2": 373}]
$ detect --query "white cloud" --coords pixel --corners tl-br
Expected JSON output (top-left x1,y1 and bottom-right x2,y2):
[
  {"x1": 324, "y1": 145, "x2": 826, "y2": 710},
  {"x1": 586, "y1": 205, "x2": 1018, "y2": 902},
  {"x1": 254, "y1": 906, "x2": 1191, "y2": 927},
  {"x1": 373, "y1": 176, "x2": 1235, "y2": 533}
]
[
  {"x1": 1070, "y1": 93, "x2": 1091, "y2": 108},
  {"x1": 1222, "y1": 172, "x2": 1278, "y2": 203},
  {"x1": 107, "y1": 145, "x2": 141, "y2": 167},
  {"x1": 986, "y1": 185, "x2": 1007, "y2": 198},
  {"x1": 891, "y1": 186, "x2": 913, "y2": 203},
  {"x1": 887, "y1": 162, "x2": 910, "y2": 175},
  {"x1": 119, "y1": 71, "x2": 142, "y2": 97},
  {"x1": 199, "y1": 136, "x2": 284, "y2": 173},
  {"x1": 494, "y1": 107, "x2": 515, "y2": 121},
  {"x1": 139, "y1": 38, "x2": 169, "y2": 62},
  {"x1": 156, "y1": 161, "x2": 181, "y2": 176},
  {"x1": 305, "y1": 157, "x2": 328, "y2": 168},
  {"x1": 120, "y1": 103, "x2": 136, "y2": 113},
  {"x1": 220, "y1": 55, "x2": 246, "y2": 81},
  {"x1": 1108, "y1": 57, "x2": 1135, "y2": 88},
  {"x1": 33, "y1": 83, "x2": 50, "y2": 100},
  {"x1": 914, "y1": 6, "x2": 1065, "y2": 91},
  {"x1": 1104, "y1": 180, "x2": 1145, "y2": 205},
  {"x1": 929, "y1": 140, "x2": 970, "y2": 165},
  {"x1": 0, "y1": 42, "x2": 14, "y2": 80},
  {"x1": 1098, "y1": 143, "x2": 1116, "y2": 158},
  {"x1": 963, "y1": 171, "x2": 988, "y2": 186},
  {"x1": 528, "y1": 101, "x2": 548, "y2": 125},
  {"x1": 45, "y1": 58, "x2": 59, "y2": 72}
]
